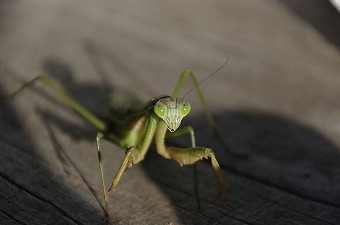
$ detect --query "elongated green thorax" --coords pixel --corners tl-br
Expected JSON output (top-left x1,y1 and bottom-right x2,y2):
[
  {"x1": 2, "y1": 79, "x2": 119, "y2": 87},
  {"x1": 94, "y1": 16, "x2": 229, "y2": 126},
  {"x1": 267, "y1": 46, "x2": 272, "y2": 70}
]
[{"x1": 154, "y1": 97, "x2": 191, "y2": 132}]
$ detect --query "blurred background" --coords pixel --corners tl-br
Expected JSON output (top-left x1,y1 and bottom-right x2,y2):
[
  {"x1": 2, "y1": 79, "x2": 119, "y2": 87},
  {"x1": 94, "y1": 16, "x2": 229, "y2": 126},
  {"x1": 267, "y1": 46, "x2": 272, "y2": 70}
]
[{"x1": 0, "y1": 1, "x2": 339, "y2": 224}]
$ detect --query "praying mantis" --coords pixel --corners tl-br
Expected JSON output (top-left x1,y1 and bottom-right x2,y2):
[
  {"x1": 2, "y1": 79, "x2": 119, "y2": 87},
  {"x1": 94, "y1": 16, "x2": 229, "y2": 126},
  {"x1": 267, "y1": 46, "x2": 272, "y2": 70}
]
[{"x1": 10, "y1": 65, "x2": 228, "y2": 215}]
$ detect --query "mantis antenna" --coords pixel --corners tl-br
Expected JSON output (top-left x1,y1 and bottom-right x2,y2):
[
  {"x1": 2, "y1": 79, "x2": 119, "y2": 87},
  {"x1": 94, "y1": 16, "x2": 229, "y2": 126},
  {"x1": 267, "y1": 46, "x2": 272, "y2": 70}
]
[{"x1": 181, "y1": 55, "x2": 230, "y2": 100}]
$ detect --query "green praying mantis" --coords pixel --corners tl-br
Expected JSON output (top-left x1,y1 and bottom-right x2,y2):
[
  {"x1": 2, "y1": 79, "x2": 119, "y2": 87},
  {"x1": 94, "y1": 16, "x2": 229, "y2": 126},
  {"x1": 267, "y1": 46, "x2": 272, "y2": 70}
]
[{"x1": 10, "y1": 65, "x2": 228, "y2": 215}]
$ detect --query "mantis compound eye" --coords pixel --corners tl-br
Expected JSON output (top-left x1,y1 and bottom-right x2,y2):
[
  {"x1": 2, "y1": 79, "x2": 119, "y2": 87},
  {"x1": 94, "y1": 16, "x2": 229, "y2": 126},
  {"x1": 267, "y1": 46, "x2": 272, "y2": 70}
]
[
  {"x1": 181, "y1": 102, "x2": 191, "y2": 117},
  {"x1": 154, "y1": 102, "x2": 167, "y2": 118}
]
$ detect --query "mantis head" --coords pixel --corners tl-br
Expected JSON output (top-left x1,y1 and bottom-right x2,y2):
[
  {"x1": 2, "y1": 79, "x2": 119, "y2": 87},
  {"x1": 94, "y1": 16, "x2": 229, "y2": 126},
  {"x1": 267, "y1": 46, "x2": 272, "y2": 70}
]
[{"x1": 154, "y1": 98, "x2": 191, "y2": 132}]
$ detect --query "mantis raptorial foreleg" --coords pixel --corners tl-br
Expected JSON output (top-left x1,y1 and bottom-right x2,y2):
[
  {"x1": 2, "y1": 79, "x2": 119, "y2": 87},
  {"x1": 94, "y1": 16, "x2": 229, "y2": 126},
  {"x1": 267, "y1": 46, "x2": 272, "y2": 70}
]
[
  {"x1": 165, "y1": 125, "x2": 202, "y2": 207},
  {"x1": 155, "y1": 119, "x2": 227, "y2": 201}
]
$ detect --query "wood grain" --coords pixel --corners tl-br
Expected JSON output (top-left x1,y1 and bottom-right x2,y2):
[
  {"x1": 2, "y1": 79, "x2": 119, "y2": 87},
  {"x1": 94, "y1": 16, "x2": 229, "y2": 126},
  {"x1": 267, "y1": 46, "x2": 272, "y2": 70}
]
[{"x1": 0, "y1": 0, "x2": 339, "y2": 224}]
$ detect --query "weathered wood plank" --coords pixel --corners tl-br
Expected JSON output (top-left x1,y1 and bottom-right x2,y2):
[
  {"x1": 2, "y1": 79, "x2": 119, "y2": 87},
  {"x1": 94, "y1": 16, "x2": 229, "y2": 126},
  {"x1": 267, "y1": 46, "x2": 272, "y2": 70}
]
[{"x1": 0, "y1": 0, "x2": 340, "y2": 224}]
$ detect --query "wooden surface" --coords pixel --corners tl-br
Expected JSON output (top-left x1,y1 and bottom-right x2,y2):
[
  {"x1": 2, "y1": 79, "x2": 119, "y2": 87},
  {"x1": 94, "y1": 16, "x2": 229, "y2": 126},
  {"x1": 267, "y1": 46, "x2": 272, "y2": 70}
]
[{"x1": 1, "y1": 1, "x2": 340, "y2": 224}]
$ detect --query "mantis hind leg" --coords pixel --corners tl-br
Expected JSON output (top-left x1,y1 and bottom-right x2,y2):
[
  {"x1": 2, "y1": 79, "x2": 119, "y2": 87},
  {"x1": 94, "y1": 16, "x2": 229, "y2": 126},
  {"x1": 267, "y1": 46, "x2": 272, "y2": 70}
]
[{"x1": 10, "y1": 75, "x2": 107, "y2": 132}]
